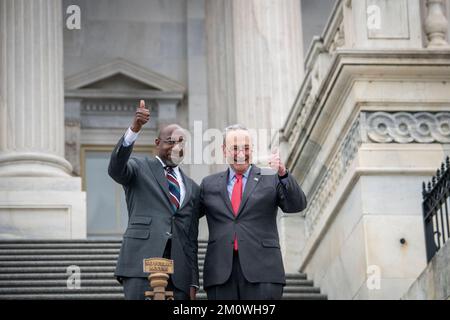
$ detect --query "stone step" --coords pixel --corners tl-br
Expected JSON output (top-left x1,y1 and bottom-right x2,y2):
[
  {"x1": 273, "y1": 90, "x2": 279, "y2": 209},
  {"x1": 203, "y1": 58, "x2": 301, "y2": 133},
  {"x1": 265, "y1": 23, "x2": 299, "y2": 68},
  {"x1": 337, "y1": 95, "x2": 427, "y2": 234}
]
[
  {"x1": 273, "y1": 293, "x2": 328, "y2": 300},
  {"x1": 0, "y1": 261, "x2": 119, "y2": 267},
  {"x1": 0, "y1": 239, "x2": 208, "y2": 243},
  {"x1": 0, "y1": 292, "x2": 327, "y2": 300},
  {"x1": 0, "y1": 280, "x2": 318, "y2": 292},
  {"x1": 0, "y1": 247, "x2": 208, "y2": 255},
  {"x1": 0, "y1": 279, "x2": 123, "y2": 287},
  {"x1": 0, "y1": 266, "x2": 118, "y2": 273},
  {"x1": 0, "y1": 272, "x2": 118, "y2": 280},
  {"x1": 0, "y1": 266, "x2": 308, "y2": 280},
  {"x1": 0, "y1": 293, "x2": 125, "y2": 300},
  {"x1": 0, "y1": 275, "x2": 312, "y2": 286},
  {"x1": 0, "y1": 239, "x2": 123, "y2": 244},
  {"x1": 0, "y1": 255, "x2": 121, "y2": 261},
  {"x1": 0, "y1": 276, "x2": 314, "y2": 287},
  {"x1": 0, "y1": 239, "x2": 325, "y2": 300},
  {"x1": 0, "y1": 254, "x2": 207, "y2": 261},
  {"x1": 0, "y1": 252, "x2": 208, "y2": 259},
  {"x1": 0, "y1": 249, "x2": 122, "y2": 255},
  {"x1": 0, "y1": 287, "x2": 125, "y2": 294},
  {"x1": 0, "y1": 261, "x2": 207, "y2": 268},
  {"x1": 0, "y1": 240, "x2": 207, "y2": 251},
  {"x1": 0, "y1": 243, "x2": 123, "y2": 249}
]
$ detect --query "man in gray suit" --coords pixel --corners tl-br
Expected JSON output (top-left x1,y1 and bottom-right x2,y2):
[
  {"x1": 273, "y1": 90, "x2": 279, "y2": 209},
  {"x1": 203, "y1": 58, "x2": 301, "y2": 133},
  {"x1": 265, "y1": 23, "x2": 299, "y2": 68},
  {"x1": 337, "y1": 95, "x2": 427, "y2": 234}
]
[
  {"x1": 108, "y1": 100, "x2": 200, "y2": 300},
  {"x1": 199, "y1": 124, "x2": 307, "y2": 300}
]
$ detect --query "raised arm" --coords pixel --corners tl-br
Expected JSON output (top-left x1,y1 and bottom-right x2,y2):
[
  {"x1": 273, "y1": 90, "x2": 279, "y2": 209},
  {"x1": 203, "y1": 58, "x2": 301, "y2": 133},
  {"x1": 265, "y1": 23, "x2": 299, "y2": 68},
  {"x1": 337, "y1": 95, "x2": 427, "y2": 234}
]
[
  {"x1": 108, "y1": 100, "x2": 150, "y2": 185},
  {"x1": 269, "y1": 148, "x2": 307, "y2": 213}
]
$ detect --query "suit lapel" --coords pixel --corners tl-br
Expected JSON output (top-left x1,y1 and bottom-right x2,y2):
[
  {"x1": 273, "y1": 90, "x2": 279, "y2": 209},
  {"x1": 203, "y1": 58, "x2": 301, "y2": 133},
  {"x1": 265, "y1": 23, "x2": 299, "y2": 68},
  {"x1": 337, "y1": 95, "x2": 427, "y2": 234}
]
[
  {"x1": 219, "y1": 169, "x2": 235, "y2": 217},
  {"x1": 178, "y1": 168, "x2": 192, "y2": 210},
  {"x1": 236, "y1": 165, "x2": 261, "y2": 217},
  {"x1": 146, "y1": 158, "x2": 172, "y2": 207}
]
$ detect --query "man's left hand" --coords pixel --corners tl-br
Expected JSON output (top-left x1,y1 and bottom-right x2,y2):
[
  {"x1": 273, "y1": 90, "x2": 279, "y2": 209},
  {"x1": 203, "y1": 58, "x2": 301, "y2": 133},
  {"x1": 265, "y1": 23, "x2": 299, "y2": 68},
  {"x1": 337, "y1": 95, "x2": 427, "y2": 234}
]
[{"x1": 269, "y1": 149, "x2": 287, "y2": 176}]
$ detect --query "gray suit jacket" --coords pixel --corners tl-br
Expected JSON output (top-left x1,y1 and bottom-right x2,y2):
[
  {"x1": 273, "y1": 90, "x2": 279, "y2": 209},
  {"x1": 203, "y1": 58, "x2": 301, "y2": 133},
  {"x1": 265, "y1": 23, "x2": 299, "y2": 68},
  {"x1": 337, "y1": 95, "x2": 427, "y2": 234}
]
[
  {"x1": 108, "y1": 136, "x2": 200, "y2": 293},
  {"x1": 199, "y1": 165, "x2": 307, "y2": 289}
]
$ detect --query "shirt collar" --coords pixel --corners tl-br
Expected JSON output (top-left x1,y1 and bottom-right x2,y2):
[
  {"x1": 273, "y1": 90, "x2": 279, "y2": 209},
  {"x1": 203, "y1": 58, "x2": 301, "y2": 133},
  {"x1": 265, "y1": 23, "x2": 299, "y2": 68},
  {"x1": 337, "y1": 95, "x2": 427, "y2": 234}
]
[
  {"x1": 156, "y1": 156, "x2": 180, "y2": 175},
  {"x1": 228, "y1": 165, "x2": 252, "y2": 181}
]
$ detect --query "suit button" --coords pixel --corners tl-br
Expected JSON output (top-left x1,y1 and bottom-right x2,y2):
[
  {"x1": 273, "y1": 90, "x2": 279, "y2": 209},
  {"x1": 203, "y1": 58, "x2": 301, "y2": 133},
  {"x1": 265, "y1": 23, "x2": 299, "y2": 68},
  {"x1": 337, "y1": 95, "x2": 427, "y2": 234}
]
[{"x1": 165, "y1": 231, "x2": 172, "y2": 238}]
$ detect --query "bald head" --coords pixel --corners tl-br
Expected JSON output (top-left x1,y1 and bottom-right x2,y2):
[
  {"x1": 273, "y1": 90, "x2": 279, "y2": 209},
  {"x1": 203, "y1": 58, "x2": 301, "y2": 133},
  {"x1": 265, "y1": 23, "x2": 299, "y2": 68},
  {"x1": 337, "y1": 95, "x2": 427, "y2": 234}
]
[{"x1": 157, "y1": 124, "x2": 183, "y2": 140}]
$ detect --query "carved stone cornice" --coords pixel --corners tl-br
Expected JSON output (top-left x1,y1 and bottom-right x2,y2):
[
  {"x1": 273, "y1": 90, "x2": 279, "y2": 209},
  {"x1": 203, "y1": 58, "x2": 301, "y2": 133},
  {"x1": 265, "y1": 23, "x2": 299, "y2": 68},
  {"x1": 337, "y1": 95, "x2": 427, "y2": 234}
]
[{"x1": 363, "y1": 111, "x2": 450, "y2": 144}]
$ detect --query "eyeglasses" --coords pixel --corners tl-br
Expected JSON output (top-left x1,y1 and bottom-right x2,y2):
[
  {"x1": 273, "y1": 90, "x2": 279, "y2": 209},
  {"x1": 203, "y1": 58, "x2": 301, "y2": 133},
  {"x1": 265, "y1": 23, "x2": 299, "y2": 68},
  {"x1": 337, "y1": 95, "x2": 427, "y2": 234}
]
[
  {"x1": 226, "y1": 145, "x2": 251, "y2": 153},
  {"x1": 161, "y1": 139, "x2": 185, "y2": 146}
]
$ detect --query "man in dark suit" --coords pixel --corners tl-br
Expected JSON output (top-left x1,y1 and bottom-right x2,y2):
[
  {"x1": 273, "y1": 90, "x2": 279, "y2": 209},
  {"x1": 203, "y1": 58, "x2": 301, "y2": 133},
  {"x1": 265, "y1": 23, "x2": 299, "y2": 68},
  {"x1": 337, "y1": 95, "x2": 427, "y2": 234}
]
[
  {"x1": 199, "y1": 124, "x2": 307, "y2": 300},
  {"x1": 108, "y1": 100, "x2": 200, "y2": 300}
]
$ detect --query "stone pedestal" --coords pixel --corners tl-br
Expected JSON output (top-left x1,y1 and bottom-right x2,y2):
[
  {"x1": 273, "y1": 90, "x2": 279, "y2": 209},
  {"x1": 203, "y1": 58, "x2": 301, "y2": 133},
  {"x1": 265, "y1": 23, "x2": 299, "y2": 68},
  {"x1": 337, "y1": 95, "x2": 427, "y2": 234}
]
[
  {"x1": 345, "y1": 0, "x2": 424, "y2": 49},
  {"x1": 0, "y1": 0, "x2": 86, "y2": 239}
]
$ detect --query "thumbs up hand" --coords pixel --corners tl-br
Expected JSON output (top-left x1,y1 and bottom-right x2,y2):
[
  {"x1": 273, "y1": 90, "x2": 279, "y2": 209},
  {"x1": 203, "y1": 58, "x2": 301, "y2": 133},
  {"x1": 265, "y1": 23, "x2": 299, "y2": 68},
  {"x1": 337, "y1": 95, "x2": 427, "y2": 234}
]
[
  {"x1": 268, "y1": 147, "x2": 287, "y2": 177},
  {"x1": 131, "y1": 99, "x2": 150, "y2": 133}
]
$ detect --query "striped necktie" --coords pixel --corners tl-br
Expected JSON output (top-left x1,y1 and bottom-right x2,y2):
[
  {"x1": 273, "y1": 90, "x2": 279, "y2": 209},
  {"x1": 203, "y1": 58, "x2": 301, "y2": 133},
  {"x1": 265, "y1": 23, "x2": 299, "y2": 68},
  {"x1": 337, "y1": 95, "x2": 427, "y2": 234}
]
[{"x1": 165, "y1": 166, "x2": 180, "y2": 212}]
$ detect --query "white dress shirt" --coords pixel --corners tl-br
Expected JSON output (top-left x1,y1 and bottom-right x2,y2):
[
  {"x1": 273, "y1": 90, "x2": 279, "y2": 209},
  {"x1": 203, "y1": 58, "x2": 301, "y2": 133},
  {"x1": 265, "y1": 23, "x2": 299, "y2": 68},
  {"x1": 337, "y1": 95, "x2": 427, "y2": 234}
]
[{"x1": 122, "y1": 127, "x2": 186, "y2": 206}]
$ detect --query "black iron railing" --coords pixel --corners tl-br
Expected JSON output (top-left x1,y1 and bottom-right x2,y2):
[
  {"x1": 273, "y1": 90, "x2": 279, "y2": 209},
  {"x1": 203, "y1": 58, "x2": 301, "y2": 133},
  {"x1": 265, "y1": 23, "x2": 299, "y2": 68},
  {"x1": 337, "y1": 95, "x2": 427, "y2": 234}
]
[{"x1": 422, "y1": 156, "x2": 450, "y2": 262}]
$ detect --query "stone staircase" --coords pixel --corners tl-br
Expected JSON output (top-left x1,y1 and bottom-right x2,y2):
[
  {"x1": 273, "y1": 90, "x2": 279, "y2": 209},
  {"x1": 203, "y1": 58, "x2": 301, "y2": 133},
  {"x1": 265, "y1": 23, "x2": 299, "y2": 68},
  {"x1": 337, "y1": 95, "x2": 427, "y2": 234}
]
[{"x1": 0, "y1": 239, "x2": 327, "y2": 300}]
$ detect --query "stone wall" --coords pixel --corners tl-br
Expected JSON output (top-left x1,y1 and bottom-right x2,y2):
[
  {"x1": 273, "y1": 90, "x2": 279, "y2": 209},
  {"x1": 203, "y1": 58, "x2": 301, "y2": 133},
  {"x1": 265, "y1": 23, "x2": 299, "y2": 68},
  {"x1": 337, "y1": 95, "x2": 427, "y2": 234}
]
[{"x1": 403, "y1": 240, "x2": 450, "y2": 300}]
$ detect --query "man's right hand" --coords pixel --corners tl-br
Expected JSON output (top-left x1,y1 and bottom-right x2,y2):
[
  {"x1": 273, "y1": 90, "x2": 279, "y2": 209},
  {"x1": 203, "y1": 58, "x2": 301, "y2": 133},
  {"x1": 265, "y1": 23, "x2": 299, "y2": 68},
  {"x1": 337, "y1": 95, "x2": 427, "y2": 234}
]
[{"x1": 131, "y1": 99, "x2": 150, "y2": 132}]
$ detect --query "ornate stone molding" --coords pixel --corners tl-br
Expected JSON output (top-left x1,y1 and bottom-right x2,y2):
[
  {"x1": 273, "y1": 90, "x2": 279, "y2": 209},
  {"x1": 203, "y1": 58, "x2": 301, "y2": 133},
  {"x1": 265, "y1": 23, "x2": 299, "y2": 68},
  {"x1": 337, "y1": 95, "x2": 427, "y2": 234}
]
[
  {"x1": 323, "y1": 1, "x2": 346, "y2": 54},
  {"x1": 302, "y1": 111, "x2": 450, "y2": 236},
  {"x1": 363, "y1": 111, "x2": 450, "y2": 143},
  {"x1": 65, "y1": 58, "x2": 186, "y2": 92},
  {"x1": 304, "y1": 117, "x2": 362, "y2": 235},
  {"x1": 81, "y1": 99, "x2": 159, "y2": 115},
  {"x1": 65, "y1": 121, "x2": 81, "y2": 176},
  {"x1": 329, "y1": 21, "x2": 345, "y2": 53},
  {"x1": 425, "y1": 0, "x2": 449, "y2": 48}
]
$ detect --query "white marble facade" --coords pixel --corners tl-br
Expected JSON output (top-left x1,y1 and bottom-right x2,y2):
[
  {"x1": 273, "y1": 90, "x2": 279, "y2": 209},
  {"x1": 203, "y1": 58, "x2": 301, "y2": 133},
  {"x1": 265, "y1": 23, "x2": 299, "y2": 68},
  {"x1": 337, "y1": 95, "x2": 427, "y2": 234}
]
[{"x1": 1, "y1": 0, "x2": 450, "y2": 300}]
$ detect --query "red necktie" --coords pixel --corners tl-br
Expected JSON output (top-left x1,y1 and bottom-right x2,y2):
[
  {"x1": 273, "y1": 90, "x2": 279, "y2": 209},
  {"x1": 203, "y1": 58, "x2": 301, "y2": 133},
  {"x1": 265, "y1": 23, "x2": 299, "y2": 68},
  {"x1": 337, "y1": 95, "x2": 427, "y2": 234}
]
[{"x1": 231, "y1": 173, "x2": 242, "y2": 251}]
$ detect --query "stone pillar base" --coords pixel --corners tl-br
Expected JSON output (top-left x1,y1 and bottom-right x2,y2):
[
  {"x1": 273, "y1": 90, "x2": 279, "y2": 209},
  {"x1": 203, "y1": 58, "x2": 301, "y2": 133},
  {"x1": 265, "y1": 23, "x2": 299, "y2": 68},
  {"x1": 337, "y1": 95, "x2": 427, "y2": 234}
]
[
  {"x1": 0, "y1": 153, "x2": 73, "y2": 178},
  {"x1": 0, "y1": 177, "x2": 86, "y2": 239}
]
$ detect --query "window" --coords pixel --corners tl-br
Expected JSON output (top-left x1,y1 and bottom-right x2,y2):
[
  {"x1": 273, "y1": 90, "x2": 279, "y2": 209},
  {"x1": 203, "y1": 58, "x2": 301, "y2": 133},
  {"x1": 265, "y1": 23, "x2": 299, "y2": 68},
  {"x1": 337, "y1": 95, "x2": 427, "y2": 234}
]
[{"x1": 81, "y1": 146, "x2": 153, "y2": 238}]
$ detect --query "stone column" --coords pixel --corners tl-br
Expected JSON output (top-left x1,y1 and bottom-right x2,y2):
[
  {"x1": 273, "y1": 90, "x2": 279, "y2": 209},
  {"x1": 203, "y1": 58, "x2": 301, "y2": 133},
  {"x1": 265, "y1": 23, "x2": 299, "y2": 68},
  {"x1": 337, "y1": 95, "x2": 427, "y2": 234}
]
[
  {"x1": 187, "y1": 0, "x2": 210, "y2": 240},
  {"x1": 232, "y1": 0, "x2": 304, "y2": 131},
  {"x1": 206, "y1": 0, "x2": 304, "y2": 131},
  {"x1": 0, "y1": 0, "x2": 72, "y2": 176},
  {"x1": 0, "y1": 0, "x2": 86, "y2": 239},
  {"x1": 205, "y1": 0, "x2": 237, "y2": 131}
]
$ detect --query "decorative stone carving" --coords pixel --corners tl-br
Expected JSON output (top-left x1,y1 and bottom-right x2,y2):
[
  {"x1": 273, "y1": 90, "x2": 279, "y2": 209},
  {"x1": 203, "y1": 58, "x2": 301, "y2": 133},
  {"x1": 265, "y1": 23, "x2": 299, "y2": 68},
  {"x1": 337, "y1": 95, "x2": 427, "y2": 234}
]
[
  {"x1": 81, "y1": 99, "x2": 158, "y2": 115},
  {"x1": 305, "y1": 118, "x2": 363, "y2": 235},
  {"x1": 364, "y1": 111, "x2": 450, "y2": 143},
  {"x1": 65, "y1": 120, "x2": 81, "y2": 176},
  {"x1": 425, "y1": 0, "x2": 449, "y2": 48},
  {"x1": 304, "y1": 111, "x2": 450, "y2": 235},
  {"x1": 329, "y1": 21, "x2": 345, "y2": 53}
]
